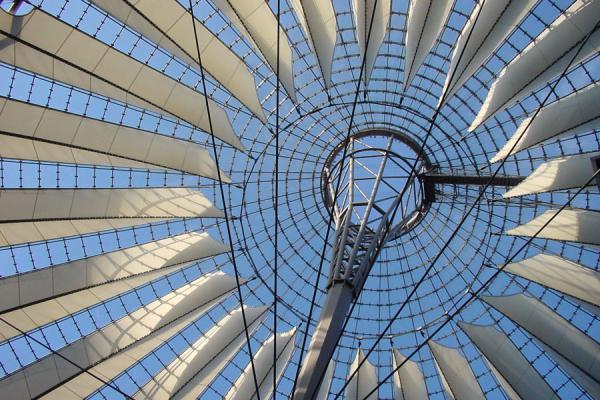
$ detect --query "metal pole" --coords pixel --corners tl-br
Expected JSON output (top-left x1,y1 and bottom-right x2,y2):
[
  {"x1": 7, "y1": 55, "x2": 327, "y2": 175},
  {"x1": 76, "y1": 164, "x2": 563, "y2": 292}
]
[{"x1": 293, "y1": 282, "x2": 354, "y2": 399}]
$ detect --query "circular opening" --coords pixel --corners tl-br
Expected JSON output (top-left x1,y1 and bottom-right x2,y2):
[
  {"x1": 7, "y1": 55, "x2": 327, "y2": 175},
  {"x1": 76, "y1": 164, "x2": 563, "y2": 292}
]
[{"x1": 321, "y1": 129, "x2": 431, "y2": 239}]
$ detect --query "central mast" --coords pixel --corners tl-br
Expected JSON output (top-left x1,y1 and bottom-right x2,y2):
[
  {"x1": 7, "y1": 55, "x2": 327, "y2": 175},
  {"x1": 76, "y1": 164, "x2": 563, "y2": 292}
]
[{"x1": 294, "y1": 130, "x2": 430, "y2": 399}]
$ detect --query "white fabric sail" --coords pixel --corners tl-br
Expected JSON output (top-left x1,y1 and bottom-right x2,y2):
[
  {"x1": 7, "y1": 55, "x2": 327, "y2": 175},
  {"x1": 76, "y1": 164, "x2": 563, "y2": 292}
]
[
  {"x1": 0, "y1": 218, "x2": 164, "y2": 247},
  {"x1": 469, "y1": 0, "x2": 600, "y2": 131},
  {"x1": 0, "y1": 262, "x2": 195, "y2": 341},
  {"x1": 225, "y1": 327, "x2": 297, "y2": 400},
  {"x1": 503, "y1": 151, "x2": 600, "y2": 197},
  {"x1": 459, "y1": 322, "x2": 557, "y2": 399},
  {"x1": 0, "y1": 231, "x2": 228, "y2": 314},
  {"x1": 391, "y1": 348, "x2": 428, "y2": 400},
  {"x1": 0, "y1": 8, "x2": 243, "y2": 149},
  {"x1": 482, "y1": 294, "x2": 600, "y2": 384},
  {"x1": 433, "y1": 357, "x2": 455, "y2": 400},
  {"x1": 439, "y1": 0, "x2": 536, "y2": 106},
  {"x1": 135, "y1": 306, "x2": 268, "y2": 400},
  {"x1": 491, "y1": 83, "x2": 600, "y2": 162},
  {"x1": 483, "y1": 356, "x2": 522, "y2": 400},
  {"x1": 288, "y1": 0, "x2": 337, "y2": 89},
  {"x1": 0, "y1": 188, "x2": 222, "y2": 221},
  {"x1": 429, "y1": 341, "x2": 485, "y2": 400},
  {"x1": 506, "y1": 209, "x2": 600, "y2": 246},
  {"x1": 88, "y1": 0, "x2": 265, "y2": 122},
  {"x1": 501, "y1": 253, "x2": 600, "y2": 309},
  {"x1": 0, "y1": 272, "x2": 243, "y2": 399},
  {"x1": 352, "y1": 0, "x2": 391, "y2": 86},
  {"x1": 211, "y1": 0, "x2": 296, "y2": 102},
  {"x1": 0, "y1": 188, "x2": 223, "y2": 247},
  {"x1": 0, "y1": 97, "x2": 224, "y2": 179},
  {"x1": 39, "y1": 296, "x2": 230, "y2": 399},
  {"x1": 538, "y1": 341, "x2": 600, "y2": 399},
  {"x1": 404, "y1": 0, "x2": 454, "y2": 89},
  {"x1": 344, "y1": 349, "x2": 379, "y2": 400}
]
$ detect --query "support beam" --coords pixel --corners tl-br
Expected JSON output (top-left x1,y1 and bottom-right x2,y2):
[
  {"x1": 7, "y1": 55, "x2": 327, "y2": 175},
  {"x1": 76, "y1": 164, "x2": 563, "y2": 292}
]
[
  {"x1": 7, "y1": 0, "x2": 24, "y2": 13},
  {"x1": 421, "y1": 173, "x2": 525, "y2": 187},
  {"x1": 293, "y1": 282, "x2": 353, "y2": 400},
  {"x1": 420, "y1": 172, "x2": 526, "y2": 203}
]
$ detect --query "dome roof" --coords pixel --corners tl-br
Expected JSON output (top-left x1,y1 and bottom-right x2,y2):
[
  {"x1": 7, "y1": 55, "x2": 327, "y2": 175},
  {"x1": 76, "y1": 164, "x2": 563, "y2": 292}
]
[{"x1": 0, "y1": 0, "x2": 598, "y2": 398}]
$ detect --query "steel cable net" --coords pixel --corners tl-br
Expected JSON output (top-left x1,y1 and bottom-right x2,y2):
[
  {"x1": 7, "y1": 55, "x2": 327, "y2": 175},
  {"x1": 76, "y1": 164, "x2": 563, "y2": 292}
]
[{"x1": 0, "y1": 0, "x2": 598, "y2": 399}]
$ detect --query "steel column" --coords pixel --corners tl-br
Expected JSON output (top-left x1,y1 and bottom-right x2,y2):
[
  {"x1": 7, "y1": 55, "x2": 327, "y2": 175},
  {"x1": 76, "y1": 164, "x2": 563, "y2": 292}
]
[{"x1": 294, "y1": 282, "x2": 353, "y2": 400}]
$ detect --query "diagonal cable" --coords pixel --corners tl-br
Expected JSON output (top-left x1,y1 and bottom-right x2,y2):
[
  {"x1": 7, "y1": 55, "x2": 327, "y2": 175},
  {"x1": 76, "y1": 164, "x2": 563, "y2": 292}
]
[
  {"x1": 186, "y1": 1, "x2": 261, "y2": 397},
  {"x1": 273, "y1": 0, "x2": 282, "y2": 397}
]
